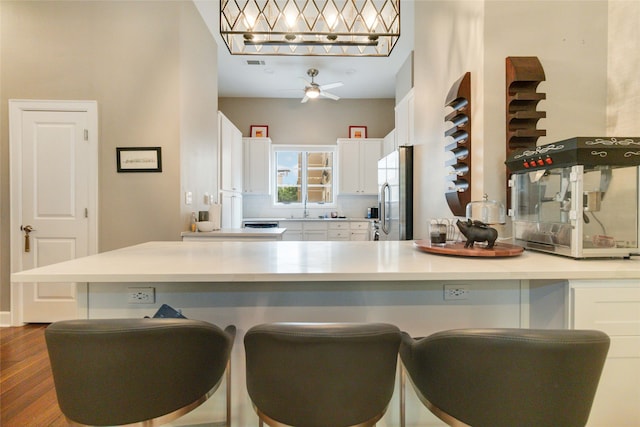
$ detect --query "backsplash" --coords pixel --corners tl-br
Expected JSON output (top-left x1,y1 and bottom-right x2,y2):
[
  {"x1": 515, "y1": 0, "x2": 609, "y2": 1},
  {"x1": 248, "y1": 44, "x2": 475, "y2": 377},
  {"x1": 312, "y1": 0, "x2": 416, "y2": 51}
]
[{"x1": 243, "y1": 194, "x2": 378, "y2": 220}]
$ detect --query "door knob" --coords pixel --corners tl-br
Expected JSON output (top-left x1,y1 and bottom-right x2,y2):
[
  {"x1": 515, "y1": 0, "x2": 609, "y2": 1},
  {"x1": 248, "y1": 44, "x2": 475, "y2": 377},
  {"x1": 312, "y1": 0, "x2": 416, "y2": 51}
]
[{"x1": 20, "y1": 225, "x2": 35, "y2": 253}]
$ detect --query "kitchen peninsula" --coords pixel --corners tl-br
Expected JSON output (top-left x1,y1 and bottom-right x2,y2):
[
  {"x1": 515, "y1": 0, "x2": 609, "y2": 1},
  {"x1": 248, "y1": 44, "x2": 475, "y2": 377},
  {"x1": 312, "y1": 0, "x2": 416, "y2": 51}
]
[
  {"x1": 11, "y1": 240, "x2": 640, "y2": 426},
  {"x1": 181, "y1": 227, "x2": 286, "y2": 241}
]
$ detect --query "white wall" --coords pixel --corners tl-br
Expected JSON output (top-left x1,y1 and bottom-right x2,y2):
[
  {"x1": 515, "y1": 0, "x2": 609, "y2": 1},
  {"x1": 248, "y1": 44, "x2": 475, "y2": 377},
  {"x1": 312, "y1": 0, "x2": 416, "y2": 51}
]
[
  {"x1": 608, "y1": 0, "x2": 640, "y2": 135},
  {"x1": 219, "y1": 97, "x2": 395, "y2": 142},
  {"x1": 606, "y1": 1, "x2": 640, "y2": 246},
  {"x1": 484, "y1": 0, "x2": 608, "y2": 205},
  {"x1": 412, "y1": 0, "x2": 609, "y2": 240},
  {"x1": 413, "y1": 0, "x2": 485, "y2": 239},
  {"x1": 179, "y1": 2, "x2": 220, "y2": 225},
  {"x1": 0, "y1": 1, "x2": 218, "y2": 311}
]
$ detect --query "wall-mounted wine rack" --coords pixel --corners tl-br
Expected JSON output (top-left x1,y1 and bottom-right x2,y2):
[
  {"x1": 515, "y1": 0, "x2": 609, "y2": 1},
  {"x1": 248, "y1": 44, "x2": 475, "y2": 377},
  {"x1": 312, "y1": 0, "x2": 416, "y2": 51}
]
[
  {"x1": 444, "y1": 72, "x2": 471, "y2": 217},
  {"x1": 505, "y1": 57, "x2": 546, "y2": 205}
]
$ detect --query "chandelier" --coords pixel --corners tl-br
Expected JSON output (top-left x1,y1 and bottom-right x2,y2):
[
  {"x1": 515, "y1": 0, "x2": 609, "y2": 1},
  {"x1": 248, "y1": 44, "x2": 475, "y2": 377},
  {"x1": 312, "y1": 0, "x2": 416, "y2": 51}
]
[{"x1": 220, "y1": 0, "x2": 400, "y2": 56}]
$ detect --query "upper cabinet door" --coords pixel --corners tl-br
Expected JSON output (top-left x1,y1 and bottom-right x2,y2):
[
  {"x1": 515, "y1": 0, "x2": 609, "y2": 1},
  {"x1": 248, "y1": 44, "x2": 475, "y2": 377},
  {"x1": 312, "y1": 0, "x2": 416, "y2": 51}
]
[
  {"x1": 338, "y1": 138, "x2": 382, "y2": 195},
  {"x1": 338, "y1": 139, "x2": 361, "y2": 194},
  {"x1": 243, "y1": 137, "x2": 271, "y2": 195},
  {"x1": 219, "y1": 112, "x2": 242, "y2": 192},
  {"x1": 361, "y1": 141, "x2": 382, "y2": 194},
  {"x1": 395, "y1": 88, "x2": 415, "y2": 147}
]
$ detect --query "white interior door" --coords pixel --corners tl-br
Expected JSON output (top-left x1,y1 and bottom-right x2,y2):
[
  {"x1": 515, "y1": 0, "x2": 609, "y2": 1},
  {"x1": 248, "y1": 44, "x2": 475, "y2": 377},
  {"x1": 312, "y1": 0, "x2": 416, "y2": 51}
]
[{"x1": 10, "y1": 101, "x2": 98, "y2": 324}]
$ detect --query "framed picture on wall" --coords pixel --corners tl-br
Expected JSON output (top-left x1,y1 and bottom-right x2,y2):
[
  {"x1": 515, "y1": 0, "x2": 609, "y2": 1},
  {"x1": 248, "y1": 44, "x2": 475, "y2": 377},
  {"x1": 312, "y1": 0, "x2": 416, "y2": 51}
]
[
  {"x1": 250, "y1": 125, "x2": 269, "y2": 138},
  {"x1": 116, "y1": 147, "x2": 162, "y2": 172},
  {"x1": 349, "y1": 126, "x2": 367, "y2": 139}
]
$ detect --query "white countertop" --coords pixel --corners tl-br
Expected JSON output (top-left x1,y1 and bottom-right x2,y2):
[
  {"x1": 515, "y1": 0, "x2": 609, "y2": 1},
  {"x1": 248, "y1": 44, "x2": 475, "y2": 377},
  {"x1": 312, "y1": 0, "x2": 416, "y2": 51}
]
[
  {"x1": 11, "y1": 240, "x2": 640, "y2": 283},
  {"x1": 181, "y1": 228, "x2": 286, "y2": 237}
]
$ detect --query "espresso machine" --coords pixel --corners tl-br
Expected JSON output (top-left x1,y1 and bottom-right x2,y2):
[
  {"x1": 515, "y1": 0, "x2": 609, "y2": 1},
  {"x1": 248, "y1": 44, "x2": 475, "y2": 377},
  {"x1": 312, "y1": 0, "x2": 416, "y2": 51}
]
[{"x1": 506, "y1": 137, "x2": 640, "y2": 258}]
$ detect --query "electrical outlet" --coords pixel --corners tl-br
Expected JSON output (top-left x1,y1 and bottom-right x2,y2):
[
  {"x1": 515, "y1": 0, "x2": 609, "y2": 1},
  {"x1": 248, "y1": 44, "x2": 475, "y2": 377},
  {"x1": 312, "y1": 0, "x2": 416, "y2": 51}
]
[
  {"x1": 127, "y1": 287, "x2": 155, "y2": 304},
  {"x1": 443, "y1": 284, "x2": 470, "y2": 300}
]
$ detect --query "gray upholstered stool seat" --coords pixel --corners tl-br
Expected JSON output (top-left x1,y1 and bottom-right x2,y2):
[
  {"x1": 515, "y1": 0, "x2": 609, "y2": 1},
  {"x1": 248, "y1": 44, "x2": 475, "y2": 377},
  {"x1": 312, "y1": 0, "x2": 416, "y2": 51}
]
[
  {"x1": 45, "y1": 318, "x2": 236, "y2": 427},
  {"x1": 399, "y1": 328, "x2": 610, "y2": 427},
  {"x1": 244, "y1": 322, "x2": 402, "y2": 427}
]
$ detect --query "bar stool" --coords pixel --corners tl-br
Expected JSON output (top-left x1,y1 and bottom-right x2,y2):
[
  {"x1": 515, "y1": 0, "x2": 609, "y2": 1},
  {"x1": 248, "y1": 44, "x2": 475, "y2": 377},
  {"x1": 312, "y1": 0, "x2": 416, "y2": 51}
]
[
  {"x1": 244, "y1": 322, "x2": 401, "y2": 427},
  {"x1": 45, "y1": 318, "x2": 236, "y2": 427},
  {"x1": 399, "y1": 328, "x2": 610, "y2": 427}
]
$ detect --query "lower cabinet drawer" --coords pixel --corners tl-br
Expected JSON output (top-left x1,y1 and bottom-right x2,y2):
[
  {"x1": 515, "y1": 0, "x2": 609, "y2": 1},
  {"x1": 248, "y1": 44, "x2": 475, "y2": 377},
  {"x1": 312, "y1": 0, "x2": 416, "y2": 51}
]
[
  {"x1": 282, "y1": 221, "x2": 303, "y2": 231},
  {"x1": 303, "y1": 231, "x2": 327, "y2": 241},
  {"x1": 328, "y1": 230, "x2": 350, "y2": 241},
  {"x1": 282, "y1": 231, "x2": 303, "y2": 241},
  {"x1": 350, "y1": 222, "x2": 370, "y2": 231},
  {"x1": 350, "y1": 231, "x2": 369, "y2": 241},
  {"x1": 303, "y1": 222, "x2": 327, "y2": 231},
  {"x1": 328, "y1": 222, "x2": 349, "y2": 230}
]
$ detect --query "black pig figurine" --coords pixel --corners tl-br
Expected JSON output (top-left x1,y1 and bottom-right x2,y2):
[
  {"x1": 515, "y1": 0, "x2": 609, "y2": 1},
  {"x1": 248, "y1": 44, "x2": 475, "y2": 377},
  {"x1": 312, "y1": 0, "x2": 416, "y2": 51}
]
[{"x1": 456, "y1": 219, "x2": 498, "y2": 249}]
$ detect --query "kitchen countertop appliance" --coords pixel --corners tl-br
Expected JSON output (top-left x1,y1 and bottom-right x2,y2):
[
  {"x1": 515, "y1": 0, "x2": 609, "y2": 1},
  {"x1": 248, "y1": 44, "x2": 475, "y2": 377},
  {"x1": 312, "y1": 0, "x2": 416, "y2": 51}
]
[
  {"x1": 378, "y1": 146, "x2": 413, "y2": 240},
  {"x1": 506, "y1": 137, "x2": 640, "y2": 258},
  {"x1": 243, "y1": 221, "x2": 279, "y2": 229}
]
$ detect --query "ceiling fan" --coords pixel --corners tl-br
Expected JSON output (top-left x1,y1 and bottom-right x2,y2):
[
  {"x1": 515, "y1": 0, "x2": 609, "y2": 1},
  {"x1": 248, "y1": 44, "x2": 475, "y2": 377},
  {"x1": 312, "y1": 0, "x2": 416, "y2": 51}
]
[{"x1": 300, "y1": 68, "x2": 343, "y2": 103}]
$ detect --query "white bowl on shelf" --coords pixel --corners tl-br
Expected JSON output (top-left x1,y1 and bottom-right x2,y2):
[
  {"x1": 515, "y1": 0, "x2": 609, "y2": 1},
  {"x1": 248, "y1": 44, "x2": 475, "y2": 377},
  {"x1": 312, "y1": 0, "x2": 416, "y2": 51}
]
[{"x1": 197, "y1": 221, "x2": 216, "y2": 232}]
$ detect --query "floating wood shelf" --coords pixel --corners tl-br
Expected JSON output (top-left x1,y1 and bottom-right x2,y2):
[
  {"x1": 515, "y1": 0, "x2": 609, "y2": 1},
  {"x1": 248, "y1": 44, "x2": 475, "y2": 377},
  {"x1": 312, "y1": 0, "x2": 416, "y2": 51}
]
[
  {"x1": 506, "y1": 57, "x2": 546, "y2": 206},
  {"x1": 444, "y1": 72, "x2": 471, "y2": 216}
]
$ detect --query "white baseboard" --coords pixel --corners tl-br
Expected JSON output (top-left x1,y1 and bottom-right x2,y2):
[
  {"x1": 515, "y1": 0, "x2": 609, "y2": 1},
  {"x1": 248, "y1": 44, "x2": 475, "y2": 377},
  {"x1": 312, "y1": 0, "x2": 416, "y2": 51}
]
[{"x1": 0, "y1": 311, "x2": 12, "y2": 327}]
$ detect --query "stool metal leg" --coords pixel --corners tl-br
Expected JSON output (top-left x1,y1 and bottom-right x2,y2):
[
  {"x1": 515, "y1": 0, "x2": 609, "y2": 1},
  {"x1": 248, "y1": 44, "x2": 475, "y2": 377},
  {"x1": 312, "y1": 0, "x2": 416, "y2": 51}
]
[
  {"x1": 226, "y1": 359, "x2": 231, "y2": 427},
  {"x1": 399, "y1": 361, "x2": 406, "y2": 427}
]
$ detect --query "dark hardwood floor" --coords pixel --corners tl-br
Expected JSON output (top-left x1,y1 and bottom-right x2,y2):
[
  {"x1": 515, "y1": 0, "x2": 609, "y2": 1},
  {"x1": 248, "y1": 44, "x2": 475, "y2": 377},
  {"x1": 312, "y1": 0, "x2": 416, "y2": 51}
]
[{"x1": 1, "y1": 324, "x2": 67, "y2": 427}]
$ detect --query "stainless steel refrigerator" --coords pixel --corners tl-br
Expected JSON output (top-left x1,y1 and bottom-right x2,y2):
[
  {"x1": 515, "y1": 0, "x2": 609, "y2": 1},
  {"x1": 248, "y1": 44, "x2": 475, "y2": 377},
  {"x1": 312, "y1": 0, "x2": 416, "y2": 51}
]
[{"x1": 378, "y1": 146, "x2": 413, "y2": 240}]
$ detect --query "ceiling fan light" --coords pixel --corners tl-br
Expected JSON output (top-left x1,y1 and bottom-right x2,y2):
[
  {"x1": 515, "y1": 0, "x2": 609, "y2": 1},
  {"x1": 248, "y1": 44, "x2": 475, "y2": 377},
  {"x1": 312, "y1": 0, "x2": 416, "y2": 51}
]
[{"x1": 306, "y1": 87, "x2": 321, "y2": 98}]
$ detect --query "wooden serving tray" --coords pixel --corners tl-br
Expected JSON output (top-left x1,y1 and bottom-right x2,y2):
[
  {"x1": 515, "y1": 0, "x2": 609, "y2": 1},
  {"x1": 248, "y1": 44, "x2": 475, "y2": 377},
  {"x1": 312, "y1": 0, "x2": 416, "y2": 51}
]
[{"x1": 414, "y1": 240, "x2": 524, "y2": 257}]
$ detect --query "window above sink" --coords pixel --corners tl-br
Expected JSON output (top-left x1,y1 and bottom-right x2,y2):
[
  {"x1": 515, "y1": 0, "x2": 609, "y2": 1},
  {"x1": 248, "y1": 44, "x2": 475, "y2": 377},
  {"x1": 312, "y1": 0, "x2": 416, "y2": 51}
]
[{"x1": 274, "y1": 145, "x2": 336, "y2": 208}]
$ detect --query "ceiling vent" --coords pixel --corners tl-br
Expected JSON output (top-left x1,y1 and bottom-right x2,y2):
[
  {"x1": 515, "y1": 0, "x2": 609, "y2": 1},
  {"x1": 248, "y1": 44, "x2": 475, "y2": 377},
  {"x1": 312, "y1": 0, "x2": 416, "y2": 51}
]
[{"x1": 246, "y1": 60, "x2": 266, "y2": 66}]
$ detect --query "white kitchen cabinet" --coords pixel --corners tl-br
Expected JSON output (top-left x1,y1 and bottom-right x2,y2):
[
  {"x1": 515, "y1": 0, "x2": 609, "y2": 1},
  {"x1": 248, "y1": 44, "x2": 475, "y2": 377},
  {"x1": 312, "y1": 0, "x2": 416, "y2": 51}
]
[
  {"x1": 350, "y1": 221, "x2": 371, "y2": 241},
  {"x1": 328, "y1": 222, "x2": 350, "y2": 241},
  {"x1": 382, "y1": 129, "x2": 396, "y2": 157},
  {"x1": 328, "y1": 230, "x2": 350, "y2": 240},
  {"x1": 337, "y1": 138, "x2": 382, "y2": 195},
  {"x1": 281, "y1": 220, "x2": 371, "y2": 241},
  {"x1": 281, "y1": 221, "x2": 303, "y2": 241},
  {"x1": 330, "y1": 221, "x2": 370, "y2": 240},
  {"x1": 281, "y1": 221, "x2": 328, "y2": 241},
  {"x1": 570, "y1": 282, "x2": 640, "y2": 427},
  {"x1": 219, "y1": 112, "x2": 243, "y2": 193},
  {"x1": 181, "y1": 229, "x2": 285, "y2": 241},
  {"x1": 395, "y1": 88, "x2": 415, "y2": 146},
  {"x1": 302, "y1": 221, "x2": 328, "y2": 241},
  {"x1": 243, "y1": 137, "x2": 271, "y2": 195},
  {"x1": 304, "y1": 230, "x2": 328, "y2": 241},
  {"x1": 220, "y1": 191, "x2": 243, "y2": 229}
]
